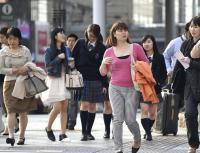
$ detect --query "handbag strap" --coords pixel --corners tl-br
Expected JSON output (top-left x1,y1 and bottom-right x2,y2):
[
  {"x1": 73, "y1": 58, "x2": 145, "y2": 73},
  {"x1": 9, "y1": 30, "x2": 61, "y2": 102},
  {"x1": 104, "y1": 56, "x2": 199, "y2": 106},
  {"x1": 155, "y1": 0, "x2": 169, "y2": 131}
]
[{"x1": 131, "y1": 44, "x2": 137, "y2": 64}]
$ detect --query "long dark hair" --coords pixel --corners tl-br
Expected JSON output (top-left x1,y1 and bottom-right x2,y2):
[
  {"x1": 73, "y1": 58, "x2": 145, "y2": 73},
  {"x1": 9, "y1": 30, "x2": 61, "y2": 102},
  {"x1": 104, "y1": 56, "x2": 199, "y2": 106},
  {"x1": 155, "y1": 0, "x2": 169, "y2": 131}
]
[
  {"x1": 105, "y1": 21, "x2": 131, "y2": 48},
  {"x1": 50, "y1": 27, "x2": 65, "y2": 54},
  {"x1": 141, "y1": 35, "x2": 159, "y2": 55},
  {"x1": 84, "y1": 24, "x2": 103, "y2": 45}
]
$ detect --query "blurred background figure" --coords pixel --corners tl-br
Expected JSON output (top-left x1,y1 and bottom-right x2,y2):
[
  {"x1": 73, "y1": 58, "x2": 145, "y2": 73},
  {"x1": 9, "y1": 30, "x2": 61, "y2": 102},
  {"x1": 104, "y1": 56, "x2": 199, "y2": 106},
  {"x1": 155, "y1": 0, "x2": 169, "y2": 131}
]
[
  {"x1": 0, "y1": 27, "x2": 8, "y2": 133},
  {"x1": 172, "y1": 16, "x2": 200, "y2": 153},
  {"x1": 163, "y1": 21, "x2": 191, "y2": 81},
  {"x1": 140, "y1": 35, "x2": 167, "y2": 141},
  {"x1": 65, "y1": 33, "x2": 79, "y2": 130}
]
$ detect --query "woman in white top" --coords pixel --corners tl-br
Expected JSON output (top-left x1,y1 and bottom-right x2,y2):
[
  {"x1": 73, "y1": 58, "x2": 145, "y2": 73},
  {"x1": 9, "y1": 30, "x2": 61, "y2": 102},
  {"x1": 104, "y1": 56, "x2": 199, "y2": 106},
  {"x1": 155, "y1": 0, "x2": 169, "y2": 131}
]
[
  {"x1": 41, "y1": 28, "x2": 70, "y2": 142},
  {"x1": 0, "y1": 27, "x2": 36, "y2": 146}
]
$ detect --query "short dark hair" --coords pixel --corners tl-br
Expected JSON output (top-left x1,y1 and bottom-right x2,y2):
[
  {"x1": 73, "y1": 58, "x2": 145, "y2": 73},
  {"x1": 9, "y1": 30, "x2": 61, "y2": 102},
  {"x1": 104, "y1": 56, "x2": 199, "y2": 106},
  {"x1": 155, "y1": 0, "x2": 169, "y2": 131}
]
[
  {"x1": 67, "y1": 33, "x2": 78, "y2": 41},
  {"x1": 0, "y1": 27, "x2": 9, "y2": 35},
  {"x1": 6, "y1": 27, "x2": 22, "y2": 40},
  {"x1": 191, "y1": 16, "x2": 200, "y2": 27},
  {"x1": 141, "y1": 34, "x2": 159, "y2": 55}
]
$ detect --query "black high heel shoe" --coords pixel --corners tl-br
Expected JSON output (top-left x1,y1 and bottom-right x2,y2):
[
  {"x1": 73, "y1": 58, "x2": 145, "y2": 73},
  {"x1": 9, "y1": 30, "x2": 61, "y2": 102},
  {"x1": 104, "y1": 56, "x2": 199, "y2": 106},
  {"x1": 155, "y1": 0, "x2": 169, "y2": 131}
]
[
  {"x1": 6, "y1": 138, "x2": 15, "y2": 146},
  {"x1": 17, "y1": 138, "x2": 25, "y2": 145},
  {"x1": 132, "y1": 147, "x2": 140, "y2": 153}
]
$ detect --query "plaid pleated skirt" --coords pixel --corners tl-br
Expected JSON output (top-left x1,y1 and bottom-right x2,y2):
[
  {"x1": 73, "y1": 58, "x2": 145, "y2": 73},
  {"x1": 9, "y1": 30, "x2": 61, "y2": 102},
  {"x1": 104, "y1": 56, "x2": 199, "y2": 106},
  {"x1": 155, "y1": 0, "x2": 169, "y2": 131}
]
[{"x1": 81, "y1": 80, "x2": 104, "y2": 103}]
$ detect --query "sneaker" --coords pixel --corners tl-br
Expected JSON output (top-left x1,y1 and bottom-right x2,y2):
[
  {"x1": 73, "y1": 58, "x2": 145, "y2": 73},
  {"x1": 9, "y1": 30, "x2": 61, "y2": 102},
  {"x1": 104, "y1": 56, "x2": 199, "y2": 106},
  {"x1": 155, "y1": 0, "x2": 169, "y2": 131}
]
[
  {"x1": 45, "y1": 127, "x2": 56, "y2": 141},
  {"x1": 188, "y1": 147, "x2": 197, "y2": 153}
]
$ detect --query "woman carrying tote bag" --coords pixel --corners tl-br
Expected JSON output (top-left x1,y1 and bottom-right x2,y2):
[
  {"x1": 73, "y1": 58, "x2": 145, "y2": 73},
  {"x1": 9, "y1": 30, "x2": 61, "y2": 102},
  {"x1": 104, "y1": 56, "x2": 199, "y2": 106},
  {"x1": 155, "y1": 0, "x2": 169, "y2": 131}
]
[{"x1": 0, "y1": 27, "x2": 36, "y2": 146}]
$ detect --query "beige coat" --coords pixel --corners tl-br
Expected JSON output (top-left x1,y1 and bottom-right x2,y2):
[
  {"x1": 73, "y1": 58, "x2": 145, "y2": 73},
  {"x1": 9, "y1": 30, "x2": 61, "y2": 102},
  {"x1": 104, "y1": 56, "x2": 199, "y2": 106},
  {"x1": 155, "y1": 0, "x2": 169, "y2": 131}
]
[{"x1": 12, "y1": 62, "x2": 47, "y2": 99}]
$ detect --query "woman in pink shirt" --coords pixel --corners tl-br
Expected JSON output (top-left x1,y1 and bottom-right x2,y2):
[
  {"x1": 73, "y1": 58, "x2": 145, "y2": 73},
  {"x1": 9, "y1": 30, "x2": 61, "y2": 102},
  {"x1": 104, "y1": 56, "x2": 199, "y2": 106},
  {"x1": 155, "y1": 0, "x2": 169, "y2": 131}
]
[{"x1": 99, "y1": 22, "x2": 148, "y2": 153}]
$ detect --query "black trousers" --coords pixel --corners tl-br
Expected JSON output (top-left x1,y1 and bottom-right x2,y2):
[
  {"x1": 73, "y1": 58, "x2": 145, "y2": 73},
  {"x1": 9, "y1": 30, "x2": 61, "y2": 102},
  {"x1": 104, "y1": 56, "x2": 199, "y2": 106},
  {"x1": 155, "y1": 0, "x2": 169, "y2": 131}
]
[
  {"x1": 67, "y1": 100, "x2": 78, "y2": 127},
  {"x1": 185, "y1": 85, "x2": 200, "y2": 149}
]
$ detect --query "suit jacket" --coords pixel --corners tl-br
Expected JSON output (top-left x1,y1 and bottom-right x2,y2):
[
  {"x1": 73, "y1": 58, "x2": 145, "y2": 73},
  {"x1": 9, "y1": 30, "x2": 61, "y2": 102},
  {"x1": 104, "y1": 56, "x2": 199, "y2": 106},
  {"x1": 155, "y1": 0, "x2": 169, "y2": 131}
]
[{"x1": 151, "y1": 53, "x2": 167, "y2": 94}]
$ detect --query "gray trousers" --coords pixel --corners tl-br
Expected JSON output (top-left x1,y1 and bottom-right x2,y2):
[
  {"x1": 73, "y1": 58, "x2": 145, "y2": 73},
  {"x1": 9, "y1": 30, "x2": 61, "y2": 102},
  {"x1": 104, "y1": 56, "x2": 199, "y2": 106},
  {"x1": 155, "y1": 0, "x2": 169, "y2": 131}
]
[{"x1": 109, "y1": 84, "x2": 141, "y2": 152}]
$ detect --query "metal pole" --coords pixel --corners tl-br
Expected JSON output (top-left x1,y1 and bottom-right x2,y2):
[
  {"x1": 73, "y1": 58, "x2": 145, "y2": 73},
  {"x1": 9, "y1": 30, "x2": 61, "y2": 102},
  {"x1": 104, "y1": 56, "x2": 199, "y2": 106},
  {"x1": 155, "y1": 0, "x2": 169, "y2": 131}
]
[
  {"x1": 153, "y1": 0, "x2": 163, "y2": 23},
  {"x1": 179, "y1": 0, "x2": 185, "y2": 23},
  {"x1": 165, "y1": 0, "x2": 176, "y2": 45},
  {"x1": 93, "y1": 0, "x2": 106, "y2": 41},
  {"x1": 193, "y1": 0, "x2": 197, "y2": 16}
]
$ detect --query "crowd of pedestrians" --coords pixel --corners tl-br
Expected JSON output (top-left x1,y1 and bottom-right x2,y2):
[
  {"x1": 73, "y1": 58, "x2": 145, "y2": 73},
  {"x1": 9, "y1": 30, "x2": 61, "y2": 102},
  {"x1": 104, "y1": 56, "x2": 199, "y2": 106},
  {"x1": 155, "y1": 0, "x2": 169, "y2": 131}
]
[{"x1": 0, "y1": 16, "x2": 200, "y2": 153}]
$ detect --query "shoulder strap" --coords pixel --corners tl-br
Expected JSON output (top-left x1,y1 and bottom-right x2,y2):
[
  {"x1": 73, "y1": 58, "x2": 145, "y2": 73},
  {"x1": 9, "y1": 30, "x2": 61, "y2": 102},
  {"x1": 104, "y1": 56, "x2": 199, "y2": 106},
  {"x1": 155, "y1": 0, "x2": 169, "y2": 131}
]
[
  {"x1": 131, "y1": 44, "x2": 137, "y2": 64},
  {"x1": 180, "y1": 35, "x2": 184, "y2": 41}
]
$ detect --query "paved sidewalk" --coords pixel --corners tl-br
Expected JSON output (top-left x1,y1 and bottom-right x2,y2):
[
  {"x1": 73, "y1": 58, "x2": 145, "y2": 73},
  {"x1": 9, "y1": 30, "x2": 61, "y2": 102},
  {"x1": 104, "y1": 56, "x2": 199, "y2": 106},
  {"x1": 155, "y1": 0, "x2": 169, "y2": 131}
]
[{"x1": 0, "y1": 113, "x2": 199, "y2": 153}]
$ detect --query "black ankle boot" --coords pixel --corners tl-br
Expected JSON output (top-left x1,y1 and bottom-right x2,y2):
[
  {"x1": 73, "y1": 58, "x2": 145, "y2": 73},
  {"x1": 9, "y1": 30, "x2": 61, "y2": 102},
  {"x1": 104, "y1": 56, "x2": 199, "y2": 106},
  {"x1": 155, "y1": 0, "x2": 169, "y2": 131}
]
[{"x1": 6, "y1": 138, "x2": 15, "y2": 146}]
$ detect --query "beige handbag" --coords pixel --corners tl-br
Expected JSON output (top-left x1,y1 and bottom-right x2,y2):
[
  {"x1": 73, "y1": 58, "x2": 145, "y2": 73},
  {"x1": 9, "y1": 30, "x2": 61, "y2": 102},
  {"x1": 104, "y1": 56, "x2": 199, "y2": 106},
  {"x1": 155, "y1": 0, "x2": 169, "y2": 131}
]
[{"x1": 65, "y1": 69, "x2": 84, "y2": 90}]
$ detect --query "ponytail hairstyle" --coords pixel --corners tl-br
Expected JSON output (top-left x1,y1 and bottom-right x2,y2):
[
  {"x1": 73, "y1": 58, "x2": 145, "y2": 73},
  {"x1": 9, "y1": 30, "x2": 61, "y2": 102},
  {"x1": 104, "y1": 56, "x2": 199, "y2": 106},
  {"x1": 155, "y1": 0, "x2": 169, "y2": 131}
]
[{"x1": 85, "y1": 24, "x2": 103, "y2": 46}]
